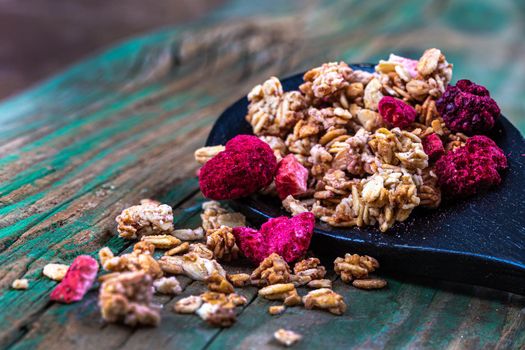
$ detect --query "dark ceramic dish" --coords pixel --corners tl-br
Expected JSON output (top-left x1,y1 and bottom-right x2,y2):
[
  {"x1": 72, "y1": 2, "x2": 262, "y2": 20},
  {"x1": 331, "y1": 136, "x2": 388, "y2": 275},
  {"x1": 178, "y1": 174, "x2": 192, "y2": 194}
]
[{"x1": 206, "y1": 64, "x2": 525, "y2": 295}]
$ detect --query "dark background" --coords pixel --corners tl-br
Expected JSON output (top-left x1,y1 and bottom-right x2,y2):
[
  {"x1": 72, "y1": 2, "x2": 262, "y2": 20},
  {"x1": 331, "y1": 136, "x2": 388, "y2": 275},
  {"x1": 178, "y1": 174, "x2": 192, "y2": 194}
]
[{"x1": 0, "y1": 0, "x2": 224, "y2": 99}]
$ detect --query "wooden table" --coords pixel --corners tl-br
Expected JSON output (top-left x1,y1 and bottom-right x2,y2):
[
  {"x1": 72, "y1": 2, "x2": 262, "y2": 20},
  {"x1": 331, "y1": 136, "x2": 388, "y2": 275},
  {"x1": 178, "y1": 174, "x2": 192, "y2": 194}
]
[{"x1": 1, "y1": 1, "x2": 524, "y2": 349}]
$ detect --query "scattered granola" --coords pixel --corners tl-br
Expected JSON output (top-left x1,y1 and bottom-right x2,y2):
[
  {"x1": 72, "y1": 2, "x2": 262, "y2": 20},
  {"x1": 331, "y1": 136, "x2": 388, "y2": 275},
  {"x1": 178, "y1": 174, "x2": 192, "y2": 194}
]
[
  {"x1": 302, "y1": 288, "x2": 346, "y2": 315},
  {"x1": 200, "y1": 201, "x2": 245, "y2": 231},
  {"x1": 197, "y1": 303, "x2": 237, "y2": 328},
  {"x1": 174, "y1": 295, "x2": 203, "y2": 314},
  {"x1": 294, "y1": 258, "x2": 326, "y2": 281},
  {"x1": 227, "y1": 273, "x2": 251, "y2": 287},
  {"x1": 99, "y1": 271, "x2": 160, "y2": 326},
  {"x1": 307, "y1": 279, "x2": 332, "y2": 289},
  {"x1": 171, "y1": 227, "x2": 205, "y2": 241},
  {"x1": 11, "y1": 279, "x2": 28, "y2": 290},
  {"x1": 99, "y1": 244, "x2": 163, "y2": 279},
  {"x1": 42, "y1": 263, "x2": 69, "y2": 281},
  {"x1": 268, "y1": 305, "x2": 286, "y2": 315},
  {"x1": 153, "y1": 276, "x2": 182, "y2": 295},
  {"x1": 180, "y1": 253, "x2": 226, "y2": 281},
  {"x1": 165, "y1": 242, "x2": 190, "y2": 256},
  {"x1": 206, "y1": 271, "x2": 235, "y2": 294},
  {"x1": 334, "y1": 254, "x2": 379, "y2": 283},
  {"x1": 206, "y1": 226, "x2": 239, "y2": 262},
  {"x1": 250, "y1": 253, "x2": 291, "y2": 287},
  {"x1": 352, "y1": 278, "x2": 387, "y2": 290},
  {"x1": 141, "y1": 234, "x2": 181, "y2": 249},
  {"x1": 188, "y1": 243, "x2": 214, "y2": 260},
  {"x1": 116, "y1": 199, "x2": 174, "y2": 239},
  {"x1": 194, "y1": 145, "x2": 226, "y2": 164},
  {"x1": 274, "y1": 329, "x2": 302, "y2": 347}
]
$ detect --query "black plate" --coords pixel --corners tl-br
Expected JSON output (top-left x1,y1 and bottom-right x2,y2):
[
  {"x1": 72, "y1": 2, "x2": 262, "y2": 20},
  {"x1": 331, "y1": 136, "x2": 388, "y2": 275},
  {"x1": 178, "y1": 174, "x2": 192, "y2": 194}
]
[{"x1": 206, "y1": 64, "x2": 525, "y2": 295}]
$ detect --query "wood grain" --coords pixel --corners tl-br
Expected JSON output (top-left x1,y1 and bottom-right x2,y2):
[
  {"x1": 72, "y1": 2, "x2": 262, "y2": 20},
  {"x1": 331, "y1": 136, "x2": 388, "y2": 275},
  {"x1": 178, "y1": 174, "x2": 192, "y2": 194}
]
[{"x1": 0, "y1": 0, "x2": 524, "y2": 349}]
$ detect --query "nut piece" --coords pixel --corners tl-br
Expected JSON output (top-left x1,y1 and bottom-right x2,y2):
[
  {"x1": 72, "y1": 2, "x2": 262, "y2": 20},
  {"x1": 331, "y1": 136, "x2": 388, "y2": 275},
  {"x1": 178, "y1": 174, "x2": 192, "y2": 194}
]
[
  {"x1": 294, "y1": 258, "x2": 326, "y2": 281},
  {"x1": 188, "y1": 243, "x2": 214, "y2": 260},
  {"x1": 302, "y1": 288, "x2": 346, "y2": 315},
  {"x1": 99, "y1": 244, "x2": 163, "y2": 279},
  {"x1": 201, "y1": 201, "x2": 246, "y2": 231},
  {"x1": 251, "y1": 253, "x2": 291, "y2": 287},
  {"x1": 141, "y1": 235, "x2": 181, "y2": 249},
  {"x1": 153, "y1": 276, "x2": 182, "y2": 295},
  {"x1": 334, "y1": 254, "x2": 379, "y2": 283},
  {"x1": 174, "y1": 295, "x2": 202, "y2": 314},
  {"x1": 165, "y1": 242, "x2": 190, "y2": 256},
  {"x1": 206, "y1": 226, "x2": 239, "y2": 262},
  {"x1": 227, "y1": 293, "x2": 248, "y2": 307},
  {"x1": 268, "y1": 305, "x2": 286, "y2": 315},
  {"x1": 227, "y1": 273, "x2": 251, "y2": 288},
  {"x1": 158, "y1": 255, "x2": 184, "y2": 275},
  {"x1": 258, "y1": 283, "x2": 301, "y2": 306},
  {"x1": 11, "y1": 279, "x2": 29, "y2": 290},
  {"x1": 171, "y1": 227, "x2": 205, "y2": 241},
  {"x1": 274, "y1": 329, "x2": 302, "y2": 347},
  {"x1": 307, "y1": 279, "x2": 332, "y2": 289},
  {"x1": 197, "y1": 303, "x2": 237, "y2": 328},
  {"x1": 43, "y1": 263, "x2": 69, "y2": 281},
  {"x1": 116, "y1": 200, "x2": 174, "y2": 239},
  {"x1": 99, "y1": 271, "x2": 161, "y2": 326},
  {"x1": 181, "y1": 253, "x2": 226, "y2": 281},
  {"x1": 206, "y1": 272, "x2": 235, "y2": 294},
  {"x1": 194, "y1": 145, "x2": 225, "y2": 164},
  {"x1": 352, "y1": 278, "x2": 387, "y2": 290}
]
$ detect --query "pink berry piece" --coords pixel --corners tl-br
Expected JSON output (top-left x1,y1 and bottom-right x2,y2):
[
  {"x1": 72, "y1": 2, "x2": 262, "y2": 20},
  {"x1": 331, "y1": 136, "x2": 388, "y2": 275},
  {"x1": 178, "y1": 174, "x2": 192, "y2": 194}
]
[
  {"x1": 378, "y1": 96, "x2": 417, "y2": 129},
  {"x1": 435, "y1": 135, "x2": 507, "y2": 197},
  {"x1": 436, "y1": 79, "x2": 500, "y2": 135},
  {"x1": 50, "y1": 255, "x2": 99, "y2": 304},
  {"x1": 233, "y1": 212, "x2": 315, "y2": 264},
  {"x1": 423, "y1": 133, "x2": 445, "y2": 161},
  {"x1": 275, "y1": 154, "x2": 309, "y2": 200},
  {"x1": 199, "y1": 135, "x2": 277, "y2": 200}
]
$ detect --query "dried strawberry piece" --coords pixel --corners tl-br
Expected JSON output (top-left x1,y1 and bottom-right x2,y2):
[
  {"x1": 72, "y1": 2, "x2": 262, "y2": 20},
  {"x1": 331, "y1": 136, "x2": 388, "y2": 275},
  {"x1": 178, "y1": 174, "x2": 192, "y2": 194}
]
[
  {"x1": 199, "y1": 135, "x2": 277, "y2": 200},
  {"x1": 435, "y1": 135, "x2": 507, "y2": 197},
  {"x1": 233, "y1": 212, "x2": 315, "y2": 264},
  {"x1": 422, "y1": 133, "x2": 445, "y2": 161},
  {"x1": 275, "y1": 154, "x2": 309, "y2": 200},
  {"x1": 436, "y1": 79, "x2": 500, "y2": 135},
  {"x1": 378, "y1": 96, "x2": 417, "y2": 129},
  {"x1": 50, "y1": 255, "x2": 99, "y2": 303}
]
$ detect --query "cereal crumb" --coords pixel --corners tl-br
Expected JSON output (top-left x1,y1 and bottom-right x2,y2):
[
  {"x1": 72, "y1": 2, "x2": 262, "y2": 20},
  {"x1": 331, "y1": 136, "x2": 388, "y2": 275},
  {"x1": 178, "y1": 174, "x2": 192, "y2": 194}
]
[
  {"x1": 274, "y1": 328, "x2": 302, "y2": 347},
  {"x1": 42, "y1": 263, "x2": 69, "y2": 281},
  {"x1": 352, "y1": 278, "x2": 387, "y2": 290},
  {"x1": 116, "y1": 200, "x2": 173, "y2": 239},
  {"x1": 153, "y1": 276, "x2": 182, "y2": 295},
  {"x1": 269, "y1": 305, "x2": 286, "y2": 315},
  {"x1": 12, "y1": 279, "x2": 28, "y2": 290}
]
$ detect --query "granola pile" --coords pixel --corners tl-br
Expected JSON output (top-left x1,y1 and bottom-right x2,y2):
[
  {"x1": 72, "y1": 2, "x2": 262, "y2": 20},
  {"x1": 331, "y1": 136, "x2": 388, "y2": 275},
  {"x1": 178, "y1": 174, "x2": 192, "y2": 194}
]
[{"x1": 196, "y1": 48, "x2": 506, "y2": 232}]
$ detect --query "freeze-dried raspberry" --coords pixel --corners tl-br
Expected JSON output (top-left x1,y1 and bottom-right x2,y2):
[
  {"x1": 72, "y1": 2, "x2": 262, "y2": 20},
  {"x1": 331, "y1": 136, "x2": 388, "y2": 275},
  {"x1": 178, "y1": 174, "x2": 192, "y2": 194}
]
[
  {"x1": 275, "y1": 154, "x2": 309, "y2": 200},
  {"x1": 423, "y1": 133, "x2": 445, "y2": 161},
  {"x1": 435, "y1": 135, "x2": 507, "y2": 197},
  {"x1": 199, "y1": 135, "x2": 277, "y2": 200},
  {"x1": 436, "y1": 79, "x2": 500, "y2": 134},
  {"x1": 50, "y1": 255, "x2": 99, "y2": 303},
  {"x1": 378, "y1": 96, "x2": 417, "y2": 129},
  {"x1": 233, "y1": 212, "x2": 315, "y2": 264}
]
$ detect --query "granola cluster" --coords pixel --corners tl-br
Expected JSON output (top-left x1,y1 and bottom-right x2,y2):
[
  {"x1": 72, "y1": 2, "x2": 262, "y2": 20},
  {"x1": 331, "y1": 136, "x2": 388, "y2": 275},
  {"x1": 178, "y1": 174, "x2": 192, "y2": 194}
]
[{"x1": 243, "y1": 48, "x2": 502, "y2": 232}]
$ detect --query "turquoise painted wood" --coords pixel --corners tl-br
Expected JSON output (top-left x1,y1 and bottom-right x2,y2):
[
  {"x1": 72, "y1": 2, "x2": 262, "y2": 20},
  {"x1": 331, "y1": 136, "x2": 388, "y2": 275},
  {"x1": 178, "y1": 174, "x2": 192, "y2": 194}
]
[{"x1": 0, "y1": 0, "x2": 523, "y2": 349}]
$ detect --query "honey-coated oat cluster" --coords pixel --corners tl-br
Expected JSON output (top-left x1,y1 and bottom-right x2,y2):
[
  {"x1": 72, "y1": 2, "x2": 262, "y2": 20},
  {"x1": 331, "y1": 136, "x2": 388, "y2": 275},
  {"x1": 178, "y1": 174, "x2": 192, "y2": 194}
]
[{"x1": 238, "y1": 48, "x2": 506, "y2": 232}]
